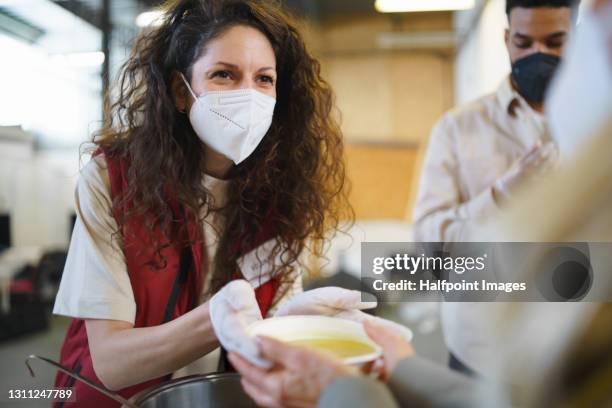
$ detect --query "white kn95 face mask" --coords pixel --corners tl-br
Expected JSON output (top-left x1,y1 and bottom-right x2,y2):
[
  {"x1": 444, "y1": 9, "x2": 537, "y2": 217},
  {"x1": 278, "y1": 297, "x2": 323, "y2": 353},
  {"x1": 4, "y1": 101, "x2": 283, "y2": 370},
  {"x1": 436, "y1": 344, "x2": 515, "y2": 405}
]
[{"x1": 180, "y1": 73, "x2": 276, "y2": 164}]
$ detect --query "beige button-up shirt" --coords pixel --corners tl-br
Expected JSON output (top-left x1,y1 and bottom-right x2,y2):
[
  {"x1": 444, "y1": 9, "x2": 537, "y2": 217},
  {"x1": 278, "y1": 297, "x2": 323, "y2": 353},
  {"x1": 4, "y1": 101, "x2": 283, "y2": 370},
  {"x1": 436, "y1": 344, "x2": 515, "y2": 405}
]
[
  {"x1": 413, "y1": 77, "x2": 550, "y2": 242},
  {"x1": 412, "y1": 77, "x2": 551, "y2": 373}
]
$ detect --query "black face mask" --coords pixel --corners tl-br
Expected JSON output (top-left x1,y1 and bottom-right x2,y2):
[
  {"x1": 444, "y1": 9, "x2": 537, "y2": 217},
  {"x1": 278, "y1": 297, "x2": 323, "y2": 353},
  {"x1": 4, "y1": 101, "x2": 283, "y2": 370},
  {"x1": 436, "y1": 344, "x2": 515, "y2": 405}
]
[{"x1": 511, "y1": 52, "x2": 561, "y2": 103}]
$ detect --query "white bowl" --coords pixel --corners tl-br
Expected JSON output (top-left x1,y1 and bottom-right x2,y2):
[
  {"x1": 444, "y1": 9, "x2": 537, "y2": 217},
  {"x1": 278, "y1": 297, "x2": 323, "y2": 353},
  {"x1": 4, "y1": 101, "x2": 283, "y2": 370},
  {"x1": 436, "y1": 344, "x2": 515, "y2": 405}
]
[{"x1": 247, "y1": 315, "x2": 383, "y2": 366}]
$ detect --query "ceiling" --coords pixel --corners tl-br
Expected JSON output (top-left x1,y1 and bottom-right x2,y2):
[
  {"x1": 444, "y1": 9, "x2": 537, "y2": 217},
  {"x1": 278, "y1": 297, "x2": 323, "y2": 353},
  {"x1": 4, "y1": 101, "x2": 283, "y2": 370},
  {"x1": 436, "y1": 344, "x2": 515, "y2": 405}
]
[
  {"x1": 2, "y1": 0, "x2": 460, "y2": 54},
  {"x1": 138, "y1": 0, "x2": 378, "y2": 17},
  {"x1": 0, "y1": 0, "x2": 389, "y2": 62},
  {"x1": 50, "y1": 0, "x2": 382, "y2": 29}
]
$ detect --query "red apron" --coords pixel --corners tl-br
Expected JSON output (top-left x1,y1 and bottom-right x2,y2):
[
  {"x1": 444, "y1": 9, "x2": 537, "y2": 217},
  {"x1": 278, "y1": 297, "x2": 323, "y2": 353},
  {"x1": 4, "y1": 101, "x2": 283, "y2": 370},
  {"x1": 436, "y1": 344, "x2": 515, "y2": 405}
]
[{"x1": 54, "y1": 152, "x2": 280, "y2": 407}]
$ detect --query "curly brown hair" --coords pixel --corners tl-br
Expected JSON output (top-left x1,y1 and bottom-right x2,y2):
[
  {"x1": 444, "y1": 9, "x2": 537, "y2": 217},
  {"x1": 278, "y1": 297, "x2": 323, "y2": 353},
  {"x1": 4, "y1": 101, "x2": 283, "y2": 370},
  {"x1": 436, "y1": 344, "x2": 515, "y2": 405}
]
[{"x1": 94, "y1": 0, "x2": 352, "y2": 295}]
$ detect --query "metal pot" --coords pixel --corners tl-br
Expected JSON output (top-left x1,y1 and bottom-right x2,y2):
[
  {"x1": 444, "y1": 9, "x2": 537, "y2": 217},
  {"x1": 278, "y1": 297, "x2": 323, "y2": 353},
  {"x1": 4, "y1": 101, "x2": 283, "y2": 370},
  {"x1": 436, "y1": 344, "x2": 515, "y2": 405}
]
[
  {"x1": 26, "y1": 355, "x2": 258, "y2": 408},
  {"x1": 129, "y1": 373, "x2": 257, "y2": 408}
]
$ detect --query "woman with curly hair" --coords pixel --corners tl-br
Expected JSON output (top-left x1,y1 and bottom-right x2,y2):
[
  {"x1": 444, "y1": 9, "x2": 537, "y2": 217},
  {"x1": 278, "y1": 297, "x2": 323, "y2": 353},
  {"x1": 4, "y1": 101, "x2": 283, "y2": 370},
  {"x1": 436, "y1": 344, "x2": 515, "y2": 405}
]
[{"x1": 51, "y1": 0, "x2": 367, "y2": 406}]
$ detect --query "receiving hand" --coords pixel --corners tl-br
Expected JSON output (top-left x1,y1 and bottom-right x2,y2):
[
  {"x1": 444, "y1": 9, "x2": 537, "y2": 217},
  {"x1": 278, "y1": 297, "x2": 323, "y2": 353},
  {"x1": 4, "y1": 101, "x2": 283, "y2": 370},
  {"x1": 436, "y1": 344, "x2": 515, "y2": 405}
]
[{"x1": 364, "y1": 319, "x2": 415, "y2": 380}]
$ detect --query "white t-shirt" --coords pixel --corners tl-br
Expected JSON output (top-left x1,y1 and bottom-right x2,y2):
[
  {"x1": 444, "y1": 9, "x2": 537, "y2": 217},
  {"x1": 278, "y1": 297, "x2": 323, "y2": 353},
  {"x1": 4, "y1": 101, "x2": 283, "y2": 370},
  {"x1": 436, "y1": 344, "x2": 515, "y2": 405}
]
[{"x1": 53, "y1": 156, "x2": 302, "y2": 325}]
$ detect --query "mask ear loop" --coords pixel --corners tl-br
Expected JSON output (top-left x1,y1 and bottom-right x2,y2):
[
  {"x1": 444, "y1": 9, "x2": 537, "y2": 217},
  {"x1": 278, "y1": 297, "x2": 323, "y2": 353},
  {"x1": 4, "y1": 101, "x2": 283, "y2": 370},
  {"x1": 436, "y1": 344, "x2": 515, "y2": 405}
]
[{"x1": 179, "y1": 72, "x2": 198, "y2": 113}]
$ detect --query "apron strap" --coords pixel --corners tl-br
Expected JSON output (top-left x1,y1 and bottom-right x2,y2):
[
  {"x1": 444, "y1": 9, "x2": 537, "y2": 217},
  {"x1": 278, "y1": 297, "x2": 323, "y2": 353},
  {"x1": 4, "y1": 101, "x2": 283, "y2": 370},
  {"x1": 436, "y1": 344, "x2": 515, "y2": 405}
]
[{"x1": 162, "y1": 246, "x2": 193, "y2": 324}]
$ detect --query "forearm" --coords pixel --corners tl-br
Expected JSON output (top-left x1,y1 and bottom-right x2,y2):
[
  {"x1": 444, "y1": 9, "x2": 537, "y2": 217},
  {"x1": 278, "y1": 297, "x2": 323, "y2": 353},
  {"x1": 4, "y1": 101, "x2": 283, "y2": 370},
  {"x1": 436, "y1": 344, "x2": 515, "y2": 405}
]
[
  {"x1": 86, "y1": 302, "x2": 218, "y2": 390},
  {"x1": 319, "y1": 376, "x2": 399, "y2": 408},
  {"x1": 387, "y1": 356, "x2": 478, "y2": 408}
]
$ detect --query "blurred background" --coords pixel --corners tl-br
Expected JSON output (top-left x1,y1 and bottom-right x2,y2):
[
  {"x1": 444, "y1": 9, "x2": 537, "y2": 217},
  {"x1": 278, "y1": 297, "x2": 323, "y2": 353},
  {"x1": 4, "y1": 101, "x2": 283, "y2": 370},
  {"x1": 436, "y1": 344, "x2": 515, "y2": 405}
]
[{"x1": 0, "y1": 0, "x2": 515, "y2": 404}]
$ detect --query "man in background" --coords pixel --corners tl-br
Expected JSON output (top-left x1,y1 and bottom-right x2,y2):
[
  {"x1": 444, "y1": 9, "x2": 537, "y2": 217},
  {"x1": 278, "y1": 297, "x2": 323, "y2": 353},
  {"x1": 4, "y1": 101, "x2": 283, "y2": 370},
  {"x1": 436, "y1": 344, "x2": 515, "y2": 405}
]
[{"x1": 412, "y1": 0, "x2": 578, "y2": 375}]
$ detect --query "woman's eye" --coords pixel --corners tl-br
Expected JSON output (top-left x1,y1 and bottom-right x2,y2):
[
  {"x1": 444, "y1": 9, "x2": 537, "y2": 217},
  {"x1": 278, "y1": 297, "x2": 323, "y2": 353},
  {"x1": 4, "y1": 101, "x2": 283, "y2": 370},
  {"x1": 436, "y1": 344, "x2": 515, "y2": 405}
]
[
  {"x1": 211, "y1": 70, "x2": 232, "y2": 80},
  {"x1": 258, "y1": 75, "x2": 275, "y2": 85}
]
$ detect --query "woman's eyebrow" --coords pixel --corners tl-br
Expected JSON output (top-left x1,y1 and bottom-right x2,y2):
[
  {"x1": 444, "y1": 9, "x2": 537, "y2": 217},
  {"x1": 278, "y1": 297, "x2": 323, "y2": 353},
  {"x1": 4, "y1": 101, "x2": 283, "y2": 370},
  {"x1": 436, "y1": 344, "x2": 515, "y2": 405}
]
[
  {"x1": 212, "y1": 61, "x2": 240, "y2": 69},
  {"x1": 257, "y1": 66, "x2": 276, "y2": 73},
  {"x1": 209, "y1": 62, "x2": 276, "y2": 73}
]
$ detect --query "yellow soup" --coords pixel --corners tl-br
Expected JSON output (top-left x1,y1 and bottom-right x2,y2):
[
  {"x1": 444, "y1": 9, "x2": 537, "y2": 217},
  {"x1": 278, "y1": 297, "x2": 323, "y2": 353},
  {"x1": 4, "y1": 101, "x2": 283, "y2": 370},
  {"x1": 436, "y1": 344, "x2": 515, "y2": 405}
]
[{"x1": 288, "y1": 338, "x2": 375, "y2": 359}]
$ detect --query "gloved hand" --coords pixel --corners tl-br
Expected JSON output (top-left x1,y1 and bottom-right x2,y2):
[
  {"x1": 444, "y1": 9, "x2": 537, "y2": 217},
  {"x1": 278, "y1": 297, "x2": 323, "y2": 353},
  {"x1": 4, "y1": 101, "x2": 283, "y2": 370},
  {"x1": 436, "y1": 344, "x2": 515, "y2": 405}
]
[
  {"x1": 493, "y1": 141, "x2": 558, "y2": 202},
  {"x1": 275, "y1": 287, "x2": 413, "y2": 341},
  {"x1": 209, "y1": 280, "x2": 271, "y2": 368}
]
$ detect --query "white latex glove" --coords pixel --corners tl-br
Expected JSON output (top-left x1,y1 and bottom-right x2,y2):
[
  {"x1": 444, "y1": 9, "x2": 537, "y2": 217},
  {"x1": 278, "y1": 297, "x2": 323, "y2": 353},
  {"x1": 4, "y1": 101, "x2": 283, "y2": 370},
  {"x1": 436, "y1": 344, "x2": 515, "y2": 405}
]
[
  {"x1": 494, "y1": 141, "x2": 558, "y2": 202},
  {"x1": 275, "y1": 287, "x2": 413, "y2": 341},
  {"x1": 209, "y1": 280, "x2": 271, "y2": 368}
]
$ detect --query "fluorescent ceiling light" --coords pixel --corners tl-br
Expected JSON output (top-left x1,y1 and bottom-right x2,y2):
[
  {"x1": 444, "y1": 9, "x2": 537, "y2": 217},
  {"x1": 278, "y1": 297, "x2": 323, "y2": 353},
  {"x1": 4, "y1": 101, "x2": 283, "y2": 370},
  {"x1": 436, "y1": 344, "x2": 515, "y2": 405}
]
[
  {"x1": 135, "y1": 10, "x2": 163, "y2": 27},
  {"x1": 375, "y1": 0, "x2": 475, "y2": 13}
]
